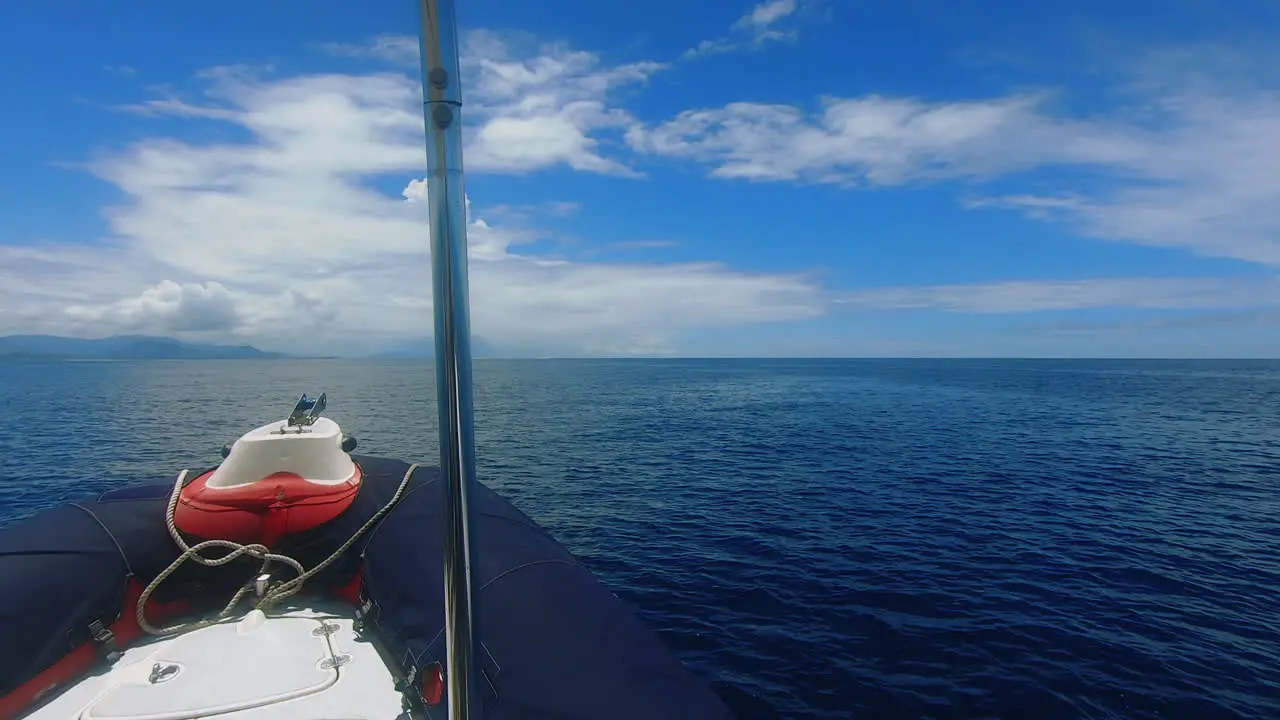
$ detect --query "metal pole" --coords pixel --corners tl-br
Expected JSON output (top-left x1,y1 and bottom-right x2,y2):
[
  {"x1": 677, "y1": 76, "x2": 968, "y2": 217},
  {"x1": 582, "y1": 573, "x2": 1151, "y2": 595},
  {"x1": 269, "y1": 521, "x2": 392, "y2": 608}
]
[{"x1": 416, "y1": 0, "x2": 479, "y2": 717}]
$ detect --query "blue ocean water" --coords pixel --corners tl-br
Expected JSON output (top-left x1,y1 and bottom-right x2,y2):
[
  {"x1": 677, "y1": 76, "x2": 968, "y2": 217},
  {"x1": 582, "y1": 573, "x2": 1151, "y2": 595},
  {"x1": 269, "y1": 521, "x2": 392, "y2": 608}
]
[{"x1": 1, "y1": 358, "x2": 1278, "y2": 719}]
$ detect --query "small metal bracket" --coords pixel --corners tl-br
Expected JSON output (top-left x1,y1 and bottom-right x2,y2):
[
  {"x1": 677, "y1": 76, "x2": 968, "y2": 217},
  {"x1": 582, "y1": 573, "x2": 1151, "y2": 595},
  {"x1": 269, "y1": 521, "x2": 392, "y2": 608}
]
[
  {"x1": 149, "y1": 663, "x2": 180, "y2": 684},
  {"x1": 353, "y1": 597, "x2": 377, "y2": 635},
  {"x1": 283, "y1": 392, "x2": 328, "y2": 430},
  {"x1": 88, "y1": 620, "x2": 122, "y2": 664}
]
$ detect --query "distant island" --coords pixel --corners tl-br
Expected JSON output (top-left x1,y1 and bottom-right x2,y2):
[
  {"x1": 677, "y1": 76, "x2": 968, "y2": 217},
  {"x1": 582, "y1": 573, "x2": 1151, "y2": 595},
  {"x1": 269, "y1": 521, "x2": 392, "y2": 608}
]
[{"x1": 0, "y1": 335, "x2": 285, "y2": 360}]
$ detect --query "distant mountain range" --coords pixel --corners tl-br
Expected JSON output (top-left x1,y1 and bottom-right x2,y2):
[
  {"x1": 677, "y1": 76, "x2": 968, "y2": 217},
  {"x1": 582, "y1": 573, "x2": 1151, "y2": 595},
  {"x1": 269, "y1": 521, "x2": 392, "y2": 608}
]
[
  {"x1": 0, "y1": 335, "x2": 285, "y2": 360},
  {"x1": 0, "y1": 334, "x2": 506, "y2": 360}
]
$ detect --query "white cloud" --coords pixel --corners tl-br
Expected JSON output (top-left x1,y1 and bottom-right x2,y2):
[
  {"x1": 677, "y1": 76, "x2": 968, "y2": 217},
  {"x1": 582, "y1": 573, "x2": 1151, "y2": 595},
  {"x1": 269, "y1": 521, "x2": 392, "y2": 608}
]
[
  {"x1": 630, "y1": 87, "x2": 1280, "y2": 267},
  {"x1": 628, "y1": 94, "x2": 1137, "y2": 183},
  {"x1": 0, "y1": 39, "x2": 823, "y2": 357},
  {"x1": 837, "y1": 276, "x2": 1280, "y2": 313},
  {"x1": 323, "y1": 30, "x2": 662, "y2": 175},
  {"x1": 468, "y1": 259, "x2": 821, "y2": 355},
  {"x1": 0, "y1": 243, "x2": 165, "y2": 336},
  {"x1": 732, "y1": 0, "x2": 798, "y2": 35},
  {"x1": 66, "y1": 280, "x2": 241, "y2": 332},
  {"x1": 320, "y1": 35, "x2": 420, "y2": 66},
  {"x1": 685, "y1": 0, "x2": 802, "y2": 58},
  {"x1": 9, "y1": 28, "x2": 1278, "y2": 357},
  {"x1": 460, "y1": 30, "x2": 663, "y2": 175}
]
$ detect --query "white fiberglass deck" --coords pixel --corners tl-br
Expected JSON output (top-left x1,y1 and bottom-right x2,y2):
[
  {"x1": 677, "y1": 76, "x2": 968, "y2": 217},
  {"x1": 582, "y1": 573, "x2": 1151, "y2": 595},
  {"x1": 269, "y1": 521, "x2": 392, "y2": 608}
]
[{"x1": 26, "y1": 603, "x2": 406, "y2": 720}]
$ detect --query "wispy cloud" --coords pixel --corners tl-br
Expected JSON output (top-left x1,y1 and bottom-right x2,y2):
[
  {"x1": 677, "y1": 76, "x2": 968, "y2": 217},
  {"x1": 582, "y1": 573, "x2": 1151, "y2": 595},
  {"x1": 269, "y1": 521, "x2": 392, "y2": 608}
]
[
  {"x1": 629, "y1": 82, "x2": 1280, "y2": 267},
  {"x1": 321, "y1": 30, "x2": 663, "y2": 176},
  {"x1": 547, "y1": 201, "x2": 581, "y2": 217},
  {"x1": 966, "y1": 89, "x2": 1280, "y2": 267},
  {"x1": 481, "y1": 200, "x2": 582, "y2": 224},
  {"x1": 1035, "y1": 307, "x2": 1280, "y2": 335},
  {"x1": 683, "y1": 0, "x2": 802, "y2": 59},
  {"x1": 629, "y1": 95, "x2": 1065, "y2": 182},
  {"x1": 837, "y1": 276, "x2": 1280, "y2": 313},
  {"x1": 733, "y1": 0, "x2": 799, "y2": 35},
  {"x1": 607, "y1": 240, "x2": 679, "y2": 251},
  {"x1": 319, "y1": 34, "x2": 420, "y2": 65},
  {"x1": 461, "y1": 30, "x2": 664, "y2": 175}
]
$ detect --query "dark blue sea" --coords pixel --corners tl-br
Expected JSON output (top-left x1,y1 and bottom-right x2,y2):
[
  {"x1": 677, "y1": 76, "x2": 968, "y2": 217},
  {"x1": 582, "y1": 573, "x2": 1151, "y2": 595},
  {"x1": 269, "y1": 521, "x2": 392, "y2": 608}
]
[{"x1": 1, "y1": 358, "x2": 1278, "y2": 719}]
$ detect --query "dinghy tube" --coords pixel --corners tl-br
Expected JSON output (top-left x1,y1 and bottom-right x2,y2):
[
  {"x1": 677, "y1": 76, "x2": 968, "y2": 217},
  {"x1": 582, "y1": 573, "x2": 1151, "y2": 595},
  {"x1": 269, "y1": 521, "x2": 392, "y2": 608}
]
[{"x1": 0, "y1": 456, "x2": 732, "y2": 719}]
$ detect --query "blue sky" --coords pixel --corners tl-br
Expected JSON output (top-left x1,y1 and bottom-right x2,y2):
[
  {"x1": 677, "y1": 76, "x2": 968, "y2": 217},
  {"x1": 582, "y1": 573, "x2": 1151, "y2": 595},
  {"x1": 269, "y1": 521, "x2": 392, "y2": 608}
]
[{"x1": 2, "y1": 0, "x2": 1279, "y2": 357}]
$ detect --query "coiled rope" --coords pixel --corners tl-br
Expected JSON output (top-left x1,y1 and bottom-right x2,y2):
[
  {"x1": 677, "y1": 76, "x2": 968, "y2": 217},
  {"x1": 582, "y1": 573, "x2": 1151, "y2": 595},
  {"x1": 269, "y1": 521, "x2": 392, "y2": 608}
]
[{"x1": 136, "y1": 462, "x2": 419, "y2": 636}]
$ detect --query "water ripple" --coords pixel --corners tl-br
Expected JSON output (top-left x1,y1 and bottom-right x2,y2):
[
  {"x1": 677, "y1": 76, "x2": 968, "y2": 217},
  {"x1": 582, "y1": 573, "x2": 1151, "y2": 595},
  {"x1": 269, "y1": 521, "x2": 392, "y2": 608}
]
[{"x1": 1, "y1": 358, "x2": 1279, "y2": 718}]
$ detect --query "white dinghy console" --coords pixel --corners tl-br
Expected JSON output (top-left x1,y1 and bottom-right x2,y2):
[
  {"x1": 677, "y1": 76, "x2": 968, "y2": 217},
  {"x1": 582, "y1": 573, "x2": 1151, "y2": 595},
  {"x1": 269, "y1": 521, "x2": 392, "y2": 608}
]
[
  {"x1": 209, "y1": 393, "x2": 361, "y2": 491},
  {"x1": 173, "y1": 392, "x2": 369, "y2": 549}
]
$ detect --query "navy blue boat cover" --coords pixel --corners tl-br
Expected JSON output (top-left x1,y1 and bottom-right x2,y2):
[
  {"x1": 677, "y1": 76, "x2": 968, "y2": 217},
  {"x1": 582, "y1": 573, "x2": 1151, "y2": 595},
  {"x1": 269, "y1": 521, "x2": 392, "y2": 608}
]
[{"x1": 0, "y1": 456, "x2": 732, "y2": 719}]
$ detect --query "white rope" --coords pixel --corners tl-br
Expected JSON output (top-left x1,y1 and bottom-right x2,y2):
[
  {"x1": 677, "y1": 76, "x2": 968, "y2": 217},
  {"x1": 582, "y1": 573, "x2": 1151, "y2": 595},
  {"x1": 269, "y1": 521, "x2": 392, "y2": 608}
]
[{"x1": 137, "y1": 463, "x2": 419, "y2": 636}]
